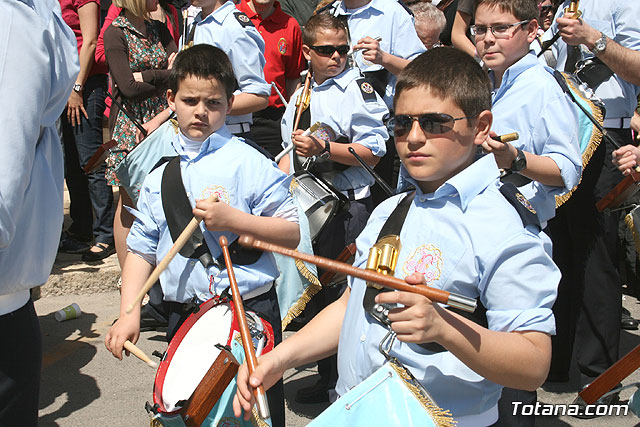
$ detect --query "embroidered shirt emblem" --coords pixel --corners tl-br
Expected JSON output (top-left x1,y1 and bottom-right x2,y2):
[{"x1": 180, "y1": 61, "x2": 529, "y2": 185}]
[
  {"x1": 201, "y1": 185, "x2": 230, "y2": 204},
  {"x1": 403, "y1": 244, "x2": 443, "y2": 285},
  {"x1": 516, "y1": 192, "x2": 537, "y2": 214},
  {"x1": 278, "y1": 37, "x2": 287, "y2": 55},
  {"x1": 360, "y1": 81, "x2": 374, "y2": 94},
  {"x1": 237, "y1": 13, "x2": 250, "y2": 23}
]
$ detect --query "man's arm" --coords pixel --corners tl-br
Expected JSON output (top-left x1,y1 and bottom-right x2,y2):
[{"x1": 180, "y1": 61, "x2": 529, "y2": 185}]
[{"x1": 556, "y1": 16, "x2": 640, "y2": 86}]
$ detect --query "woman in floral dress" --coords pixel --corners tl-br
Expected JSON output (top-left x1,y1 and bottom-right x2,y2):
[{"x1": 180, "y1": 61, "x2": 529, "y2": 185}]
[{"x1": 104, "y1": 0, "x2": 176, "y2": 267}]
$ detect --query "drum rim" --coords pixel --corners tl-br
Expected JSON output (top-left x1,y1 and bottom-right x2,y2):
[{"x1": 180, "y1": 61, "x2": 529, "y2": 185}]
[{"x1": 152, "y1": 297, "x2": 236, "y2": 414}]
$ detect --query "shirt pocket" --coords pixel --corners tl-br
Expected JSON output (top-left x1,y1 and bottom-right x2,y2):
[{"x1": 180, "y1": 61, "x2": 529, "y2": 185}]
[{"x1": 398, "y1": 238, "x2": 467, "y2": 290}]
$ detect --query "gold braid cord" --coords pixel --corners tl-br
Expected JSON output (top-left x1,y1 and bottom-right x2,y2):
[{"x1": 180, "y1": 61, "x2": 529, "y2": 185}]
[
  {"x1": 555, "y1": 74, "x2": 604, "y2": 208},
  {"x1": 625, "y1": 212, "x2": 640, "y2": 256},
  {"x1": 280, "y1": 259, "x2": 322, "y2": 330},
  {"x1": 389, "y1": 360, "x2": 457, "y2": 427}
]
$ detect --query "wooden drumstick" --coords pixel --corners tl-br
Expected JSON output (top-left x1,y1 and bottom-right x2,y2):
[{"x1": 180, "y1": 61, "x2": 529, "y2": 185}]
[
  {"x1": 219, "y1": 236, "x2": 270, "y2": 420},
  {"x1": 125, "y1": 194, "x2": 218, "y2": 314},
  {"x1": 238, "y1": 235, "x2": 477, "y2": 313},
  {"x1": 123, "y1": 340, "x2": 157, "y2": 369}
]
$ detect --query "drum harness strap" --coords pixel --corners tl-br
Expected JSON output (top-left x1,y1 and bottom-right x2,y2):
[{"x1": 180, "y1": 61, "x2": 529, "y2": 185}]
[
  {"x1": 160, "y1": 156, "x2": 262, "y2": 272},
  {"x1": 362, "y1": 192, "x2": 488, "y2": 354}
]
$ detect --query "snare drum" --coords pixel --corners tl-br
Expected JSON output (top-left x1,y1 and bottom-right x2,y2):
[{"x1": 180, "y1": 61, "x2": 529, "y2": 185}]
[
  {"x1": 114, "y1": 119, "x2": 178, "y2": 204},
  {"x1": 291, "y1": 170, "x2": 345, "y2": 240},
  {"x1": 150, "y1": 297, "x2": 274, "y2": 426}
]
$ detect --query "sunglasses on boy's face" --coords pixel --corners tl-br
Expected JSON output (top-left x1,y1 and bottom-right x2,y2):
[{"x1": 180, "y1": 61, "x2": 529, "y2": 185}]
[
  {"x1": 540, "y1": 5, "x2": 554, "y2": 13},
  {"x1": 387, "y1": 113, "x2": 474, "y2": 137},
  {"x1": 309, "y1": 45, "x2": 350, "y2": 56}
]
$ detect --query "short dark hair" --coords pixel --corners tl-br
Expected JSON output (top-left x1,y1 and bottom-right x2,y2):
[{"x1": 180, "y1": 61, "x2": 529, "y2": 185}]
[
  {"x1": 168, "y1": 44, "x2": 237, "y2": 99},
  {"x1": 394, "y1": 47, "x2": 492, "y2": 121},
  {"x1": 475, "y1": 0, "x2": 540, "y2": 22},
  {"x1": 302, "y1": 13, "x2": 348, "y2": 46}
]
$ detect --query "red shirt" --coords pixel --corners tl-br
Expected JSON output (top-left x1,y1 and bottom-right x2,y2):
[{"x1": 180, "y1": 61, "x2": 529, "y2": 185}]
[
  {"x1": 59, "y1": 0, "x2": 108, "y2": 76},
  {"x1": 237, "y1": 0, "x2": 306, "y2": 109}
]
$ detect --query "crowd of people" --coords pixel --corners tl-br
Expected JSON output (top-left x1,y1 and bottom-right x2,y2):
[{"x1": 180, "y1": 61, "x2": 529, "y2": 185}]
[{"x1": 2, "y1": 0, "x2": 640, "y2": 426}]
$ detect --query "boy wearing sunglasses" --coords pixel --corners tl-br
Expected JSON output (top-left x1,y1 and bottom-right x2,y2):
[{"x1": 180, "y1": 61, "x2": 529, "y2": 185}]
[
  {"x1": 473, "y1": 0, "x2": 581, "y2": 227},
  {"x1": 278, "y1": 12, "x2": 388, "y2": 403},
  {"x1": 235, "y1": 47, "x2": 559, "y2": 426}
]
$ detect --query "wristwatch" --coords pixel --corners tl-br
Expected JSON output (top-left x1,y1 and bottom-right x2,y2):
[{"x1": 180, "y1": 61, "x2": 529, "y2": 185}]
[
  {"x1": 507, "y1": 148, "x2": 527, "y2": 172},
  {"x1": 73, "y1": 83, "x2": 84, "y2": 93},
  {"x1": 590, "y1": 32, "x2": 608, "y2": 55},
  {"x1": 318, "y1": 140, "x2": 331, "y2": 160}
]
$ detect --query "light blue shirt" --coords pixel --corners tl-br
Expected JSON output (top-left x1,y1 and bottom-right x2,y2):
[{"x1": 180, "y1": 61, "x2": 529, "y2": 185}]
[
  {"x1": 336, "y1": 156, "x2": 559, "y2": 419},
  {"x1": 0, "y1": 0, "x2": 79, "y2": 295},
  {"x1": 189, "y1": 1, "x2": 271, "y2": 126},
  {"x1": 127, "y1": 126, "x2": 296, "y2": 303},
  {"x1": 281, "y1": 67, "x2": 388, "y2": 198},
  {"x1": 490, "y1": 52, "x2": 582, "y2": 224},
  {"x1": 545, "y1": 0, "x2": 640, "y2": 119},
  {"x1": 329, "y1": 0, "x2": 426, "y2": 109}
]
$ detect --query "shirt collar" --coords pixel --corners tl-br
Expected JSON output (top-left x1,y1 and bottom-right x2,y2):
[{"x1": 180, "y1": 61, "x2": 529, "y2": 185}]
[
  {"x1": 336, "y1": 0, "x2": 383, "y2": 15},
  {"x1": 172, "y1": 126, "x2": 233, "y2": 158},
  {"x1": 112, "y1": 15, "x2": 147, "y2": 38},
  {"x1": 399, "y1": 154, "x2": 500, "y2": 210},
  {"x1": 238, "y1": 0, "x2": 288, "y2": 24},
  {"x1": 489, "y1": 50, "x2": 537, "y2": 91},
  {"x1": 197, "y1": 0, "x2": 234, "y2": 25},
  {"x1": 313, "y1": 67, "x2": 359, "y2": 91}
]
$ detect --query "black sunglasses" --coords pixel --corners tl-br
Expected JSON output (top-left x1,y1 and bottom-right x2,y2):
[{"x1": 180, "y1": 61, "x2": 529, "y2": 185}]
[
  {"x1": 310, "y1": 45, "x2": 350, "y2": 56},
  {"x1": 387, "y1": 113, "x2": 475, "y2": 137},
  {"x1": 540, "y1": 5, "x2": 554, "y2": 13}
]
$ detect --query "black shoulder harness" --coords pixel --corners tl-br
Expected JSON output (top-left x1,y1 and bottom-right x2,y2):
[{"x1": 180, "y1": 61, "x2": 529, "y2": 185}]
[{"x1": 499, "y1": 182, "x2": 541, "y2": 230}]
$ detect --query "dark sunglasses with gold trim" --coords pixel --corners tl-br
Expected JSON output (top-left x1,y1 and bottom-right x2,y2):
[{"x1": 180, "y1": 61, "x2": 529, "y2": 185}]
[
  {"x1": 309, "y1": 44, "x2": 350, "y2": 56},
  {"x1": 387, "y1": 113, "x2": 475, "y2": 137}
]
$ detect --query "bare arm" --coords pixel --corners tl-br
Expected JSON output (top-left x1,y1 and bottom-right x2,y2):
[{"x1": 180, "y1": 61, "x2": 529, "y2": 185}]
[
  {"x1": 229, "y1": 93, "x2": 269, "y2": 115},
  {"x1": 378, "y1": 274, "x2": 551, "y2": 390},
  {"x1": 233, "y1": 287, "x2": 350, "y2": 419},
  {"x1": 291, "y1": 130, "x2": 380, "y2": 167},
  {"x1": 353, "y1": 37, "x2": 411, "y2": 76},
  {"x1": 557, "y1": 16, "x2": 640, "y2": 86},
  {"x1": 451, "y1": 11, "x2": 477, "y2": 58},
  {"x1": 193, "y1": 199, "x2": 300, "y2": 249}
]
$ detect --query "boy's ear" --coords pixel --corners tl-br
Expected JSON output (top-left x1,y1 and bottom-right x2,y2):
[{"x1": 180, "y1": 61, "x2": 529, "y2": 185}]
[
  {"x1": 226, "y1": 94, "x2": 234, "y2": 115},
  {"x1": 302, "y1": 44, "x2": 312, "y2": 62},
  {"x1": 473, "y1": 110, "x2": 493, "y2": 146},
  {"x1": 166, "y1": 89, "x2": 176, "y2": 112},
  {"x1": 526, "y1": 19, "x2": 539, "y2": 43}
]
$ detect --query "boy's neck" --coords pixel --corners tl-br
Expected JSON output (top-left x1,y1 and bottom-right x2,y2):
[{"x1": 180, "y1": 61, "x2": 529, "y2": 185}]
[
  {"x1": 248, "y1": 0, "x2": 275, "y2": 19},
  {"x1": 201, "y1": 0, "x2": 227, "y2": 18},
  {"x1": 343, "y1": 0, "x2": 371, "y2": 9}
]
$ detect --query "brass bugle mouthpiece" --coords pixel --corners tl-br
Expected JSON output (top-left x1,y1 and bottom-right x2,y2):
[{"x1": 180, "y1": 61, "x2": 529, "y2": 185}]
[{"x1": 492, "y1": 132, "x2": 519, "y2": 143}]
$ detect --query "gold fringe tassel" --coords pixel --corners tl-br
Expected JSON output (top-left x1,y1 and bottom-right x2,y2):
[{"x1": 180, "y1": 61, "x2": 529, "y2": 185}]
[
  {"x1": 625, "y1": 213, "x2": 640, "y2": 257},
  {"x1": 555, "y1": 74, "x2": 604, "y2": 208},
  {"x1": 389, "y1": 361, "x2": 457, "y2": 427},
  {"x1": 280, "y1": 259, "x2": 322, "y2": 331}
]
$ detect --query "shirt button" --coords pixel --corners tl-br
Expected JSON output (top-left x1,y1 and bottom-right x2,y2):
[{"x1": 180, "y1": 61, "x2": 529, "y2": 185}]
[
  {"x1": 360, "y1": 334, "x2": 366, "y2": 342},
  {"x1": 186, "y1": 192, "x2": 191, "y2": 198},
  {"x1": 190, "y1": 261, "x2": 195, "y2": 266}
]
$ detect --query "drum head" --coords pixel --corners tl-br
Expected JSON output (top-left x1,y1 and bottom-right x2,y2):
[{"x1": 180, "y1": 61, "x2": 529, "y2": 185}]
[{"x1": 153, "y1": 299, "x2": 234, "y2": 413}]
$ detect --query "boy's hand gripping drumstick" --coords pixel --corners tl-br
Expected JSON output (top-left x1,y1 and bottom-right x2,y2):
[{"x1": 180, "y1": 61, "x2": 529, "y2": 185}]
[
  {"x1": 125, "y1": 194, "x2": 218, "y2": 314},
  {"x1": 219, "y1": 236, "x2": 270, "y2": 420},
  {"x1": 123, "y1": 340, "x2": 157, "y2": 368}
]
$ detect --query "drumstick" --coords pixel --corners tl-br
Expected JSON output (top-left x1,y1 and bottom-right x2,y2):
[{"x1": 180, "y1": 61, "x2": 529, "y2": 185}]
[
  {"x1": 219, "y1": 236, "x2": 270, "y2": 420},
  {"x1": 123, "y1": 340, "x2": 157, "y2": 369},
  {"x1": 492, "y1": 132, "x2": 519, "y2": 143},
  {"x1": 125, "y1": 194, "x2": 218, "y2": 314},
  {"x1": 274, "y1": 122, "x2": 322, "y2": 162},
  {"x1": 348, "y1": 147, "x2": 394, "y2": 197},
  {"x1": 270, "y1": 82, "x2": 288, "y2": 108},
  {"x1": 238, "y1": 235, "x2": 477, "y2": 313}
]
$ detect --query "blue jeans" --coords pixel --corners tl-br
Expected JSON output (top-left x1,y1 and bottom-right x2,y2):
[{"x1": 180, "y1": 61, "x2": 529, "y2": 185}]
[{"x1": 62, "y1": 74, "x2": 114, "y2": 244}]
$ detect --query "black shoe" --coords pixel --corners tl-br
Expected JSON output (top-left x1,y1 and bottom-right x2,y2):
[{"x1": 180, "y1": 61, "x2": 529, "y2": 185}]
[
  {"x1": 570, "y1": 388, "x2": 620, "y2": 419},
  {"x1": 622, "y1": 309, "x2": 639, "y2": 330},
  {"x1": 59, "y1": 236, "x2": 90, "y2": 254},
  {"x1": 82, "y1": 242, "x2": 116, "y2": 261},
  {"x1": 295, "y1": 380, "x2": 330, "y2": 404}
]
